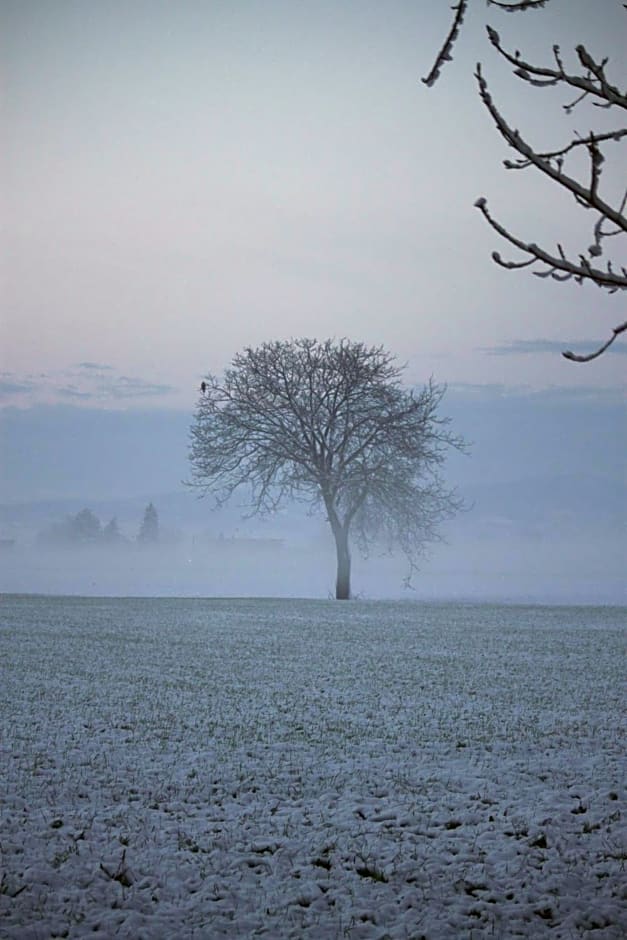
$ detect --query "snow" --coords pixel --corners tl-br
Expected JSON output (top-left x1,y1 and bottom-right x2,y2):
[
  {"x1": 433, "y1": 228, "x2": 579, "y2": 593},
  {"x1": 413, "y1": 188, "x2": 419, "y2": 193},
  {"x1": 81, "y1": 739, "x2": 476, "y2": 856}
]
[{"x1": 1, "y1": 596, "x2": 625, "y2": 938}]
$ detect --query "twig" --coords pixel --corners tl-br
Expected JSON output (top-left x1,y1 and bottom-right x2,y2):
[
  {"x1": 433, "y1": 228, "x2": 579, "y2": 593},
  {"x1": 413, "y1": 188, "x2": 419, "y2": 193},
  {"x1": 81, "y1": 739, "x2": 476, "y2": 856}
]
[
  {"x1": 474, "y1": 197, "x2": 627, "y2": 290},
  {"x1": 476, "y1": 65, "x2": 627, "y2": 233},
  {"x1": 487, "y1": 0, "x2": 550, "y2": 10},
  {"x1": 421, "y1": 1, "x2": 468, "y2": 87},
  {"x1": 562, "y1": 321, "x2": 627, "y2": 361}
]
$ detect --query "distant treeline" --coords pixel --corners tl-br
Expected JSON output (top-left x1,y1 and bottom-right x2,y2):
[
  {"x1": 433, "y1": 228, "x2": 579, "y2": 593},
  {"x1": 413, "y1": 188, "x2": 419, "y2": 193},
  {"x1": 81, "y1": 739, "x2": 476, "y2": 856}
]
[{"x1": 38, "y1": 504, "x2": 159, "y2": 547}]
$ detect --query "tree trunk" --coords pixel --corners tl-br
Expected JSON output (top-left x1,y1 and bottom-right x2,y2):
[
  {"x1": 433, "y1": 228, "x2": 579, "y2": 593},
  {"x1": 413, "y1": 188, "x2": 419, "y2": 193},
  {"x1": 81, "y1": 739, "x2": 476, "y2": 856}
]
[{"x1": 333, "y1": 526, "x2": 351, "y2": 600}]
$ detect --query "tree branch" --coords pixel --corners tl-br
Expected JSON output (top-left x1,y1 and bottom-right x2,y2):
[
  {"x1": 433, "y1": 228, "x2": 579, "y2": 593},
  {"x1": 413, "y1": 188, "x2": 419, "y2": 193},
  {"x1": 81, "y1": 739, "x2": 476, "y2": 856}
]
[
  {"x1": 503, "y1": 129, "x2": 627, "y2": 171},
  {"x1": 475, "y1": 65, "x2": 627, "y2": 233},
  {"x1": 485, "y1": 27, "x2": 627, "y2": 110},
  {"x1": 562, "y1": 320, "x2": 627, "y2": 361},
  {"x1": 422, "y1": 1, "x2": 626, "y2": 361},
  {"x1": 474, "y1": 196, "x2": 627, "y2": 289},
  {"x1": 487, "y1": 0, "x2": 550, "y2": 9},
  {"x1": 421, "y1": 1, "x2": 468, "y2": 87}
]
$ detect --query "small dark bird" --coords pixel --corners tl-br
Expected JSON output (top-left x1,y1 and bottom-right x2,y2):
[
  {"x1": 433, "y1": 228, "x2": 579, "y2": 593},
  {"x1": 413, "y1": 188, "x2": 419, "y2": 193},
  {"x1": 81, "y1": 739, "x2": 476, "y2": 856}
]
[{"x1": 200, "y1": 381, "x2": 207, "y2": 394}]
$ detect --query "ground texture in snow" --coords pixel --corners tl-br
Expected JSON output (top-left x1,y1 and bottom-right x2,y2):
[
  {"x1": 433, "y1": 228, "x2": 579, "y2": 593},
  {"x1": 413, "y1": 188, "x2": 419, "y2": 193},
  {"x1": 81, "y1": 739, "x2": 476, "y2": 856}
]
[{"x1": 1, "y1": 596, "x2": 625, "y2": 938}]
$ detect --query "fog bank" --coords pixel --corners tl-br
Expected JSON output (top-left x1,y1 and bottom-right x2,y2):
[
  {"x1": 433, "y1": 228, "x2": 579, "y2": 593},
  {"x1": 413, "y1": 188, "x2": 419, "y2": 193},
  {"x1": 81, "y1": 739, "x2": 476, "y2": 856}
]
[{"x1": 1, "y1": 528, "x2": 623, "y2": 604}]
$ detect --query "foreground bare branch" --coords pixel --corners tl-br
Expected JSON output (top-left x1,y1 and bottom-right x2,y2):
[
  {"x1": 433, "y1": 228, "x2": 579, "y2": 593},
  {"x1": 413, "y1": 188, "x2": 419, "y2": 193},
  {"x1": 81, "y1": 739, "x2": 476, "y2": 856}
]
[
  {"x1": 421, "y1": 1, "x2": 468, "y2": 88},
  {"x1": 423, "y1": 2, "x2": 626, "y2": 360},
  {"x1": 487, "y1": 0, "x2": 550, "y2": 10},
  {"x1": 485, "y1": 25, "x2": 627, "y2": 110},
  {"x1": 474, "y1": 193, "x2": 627, "y2": 292},
  {"x1": 562, "y1": 320, "x2": 627, "y2": 362},
  {"x1": 422, "y1": 0, "x2": 551, "y2": 88}
]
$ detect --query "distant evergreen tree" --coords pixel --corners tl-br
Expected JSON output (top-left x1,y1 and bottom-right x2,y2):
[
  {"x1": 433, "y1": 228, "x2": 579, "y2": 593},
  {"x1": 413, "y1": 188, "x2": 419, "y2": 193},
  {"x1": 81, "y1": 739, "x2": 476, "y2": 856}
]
[
  {"x1": 103, "y1": 517, "x2": 124, "y2": 544},
  {"x1": 69, "y1": 508, "x2": 102, "y2": 543},
  {"x1": 39, "y1": 508, "x2": 103, "y2": 545},
  {"x1": 138, "y1": 503, "x2": 159, "y2": 543}
]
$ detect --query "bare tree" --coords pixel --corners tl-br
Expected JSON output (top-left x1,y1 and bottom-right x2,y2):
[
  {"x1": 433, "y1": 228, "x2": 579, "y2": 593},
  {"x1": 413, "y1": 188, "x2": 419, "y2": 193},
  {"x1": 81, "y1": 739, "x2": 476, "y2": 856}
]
[
  {"x1": 422, "y1": 0, "x2": 626, "y2": 361},
  {"x1": 189, "y1": 338, "x2": 464, "y2": 600}
]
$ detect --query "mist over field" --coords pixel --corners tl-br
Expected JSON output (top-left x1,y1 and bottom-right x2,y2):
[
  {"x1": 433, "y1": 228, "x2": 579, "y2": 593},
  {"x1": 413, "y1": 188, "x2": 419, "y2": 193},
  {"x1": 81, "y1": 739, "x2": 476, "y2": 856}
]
[
  {"x1": 2, "y1": 540, "x2": 623, "y2": 604},
  {"x1": 1, "y1": 386, "x2": 624, "y2": 603},
  {"x1": 1, "y1": 492, "x2": 623, "y2": 604}
]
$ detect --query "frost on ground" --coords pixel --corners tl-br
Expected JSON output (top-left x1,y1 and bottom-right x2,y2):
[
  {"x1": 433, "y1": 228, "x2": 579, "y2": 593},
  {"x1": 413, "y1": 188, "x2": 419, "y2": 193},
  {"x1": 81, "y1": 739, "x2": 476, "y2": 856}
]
[{"x1": 0, "y1": 596, "x2": 625, "y2": 939}]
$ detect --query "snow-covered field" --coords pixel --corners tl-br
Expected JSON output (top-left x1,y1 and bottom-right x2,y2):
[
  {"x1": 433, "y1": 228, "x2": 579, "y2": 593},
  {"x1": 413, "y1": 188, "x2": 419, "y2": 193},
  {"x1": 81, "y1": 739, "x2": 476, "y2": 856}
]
[{"x1": 1, "y1": 596, "x2": 625, "y2": 939}]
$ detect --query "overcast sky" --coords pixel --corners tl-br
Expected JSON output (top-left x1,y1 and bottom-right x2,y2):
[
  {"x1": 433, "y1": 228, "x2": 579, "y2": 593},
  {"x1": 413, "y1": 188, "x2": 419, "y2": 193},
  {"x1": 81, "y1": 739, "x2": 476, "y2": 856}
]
[
  {"x1": 1, "y1": 1, "x2": 625, "y2": 602},
  {"x1": 2, "y1": 0, "x2": 626, "y2": 409}
]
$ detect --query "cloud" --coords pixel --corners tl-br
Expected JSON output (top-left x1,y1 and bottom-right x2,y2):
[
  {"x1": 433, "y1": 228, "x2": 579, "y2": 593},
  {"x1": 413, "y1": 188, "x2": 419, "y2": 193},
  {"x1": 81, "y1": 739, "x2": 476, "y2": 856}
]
[
  {"x1": 480, "y1": 338, "x2": 627, "y2": 357},
  {"x1": 527, "y1": 384, "x2": 627, "y2": 405},
  {"x1": 0, "y1": 377, "x2": 37, "y2": 400},
  {"x1": 102, "y1": 377, "x2": 176, "y2": 399},
  {"x1": 0, "y1": 367, "x2": 177, "y2": 408},
  {"x1": 448, "y1": 381, "x2": 625, "y2": 406},
  {"x1": 75, "y1": 362, "x2": 114, "y2": 371},
  {"x1": 448, "y1": 382, "x2": 530, "y2": 400},
  {"x1": 57, "y1": 386, "x2": 95, "y2": 400}
]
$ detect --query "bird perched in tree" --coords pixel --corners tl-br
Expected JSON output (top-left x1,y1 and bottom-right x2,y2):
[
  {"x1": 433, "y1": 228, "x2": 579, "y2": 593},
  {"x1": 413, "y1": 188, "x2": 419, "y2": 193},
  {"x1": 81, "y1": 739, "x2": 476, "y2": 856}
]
[{"x1": 200, "y1": 381, "x2": 207, "y2": 394}]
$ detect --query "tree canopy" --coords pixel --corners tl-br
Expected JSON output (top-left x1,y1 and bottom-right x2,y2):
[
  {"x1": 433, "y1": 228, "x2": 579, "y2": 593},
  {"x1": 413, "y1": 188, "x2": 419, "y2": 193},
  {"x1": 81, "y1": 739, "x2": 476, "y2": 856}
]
[{"x1": 189, "y1": 338, "x2": 464, "y2": 599}]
